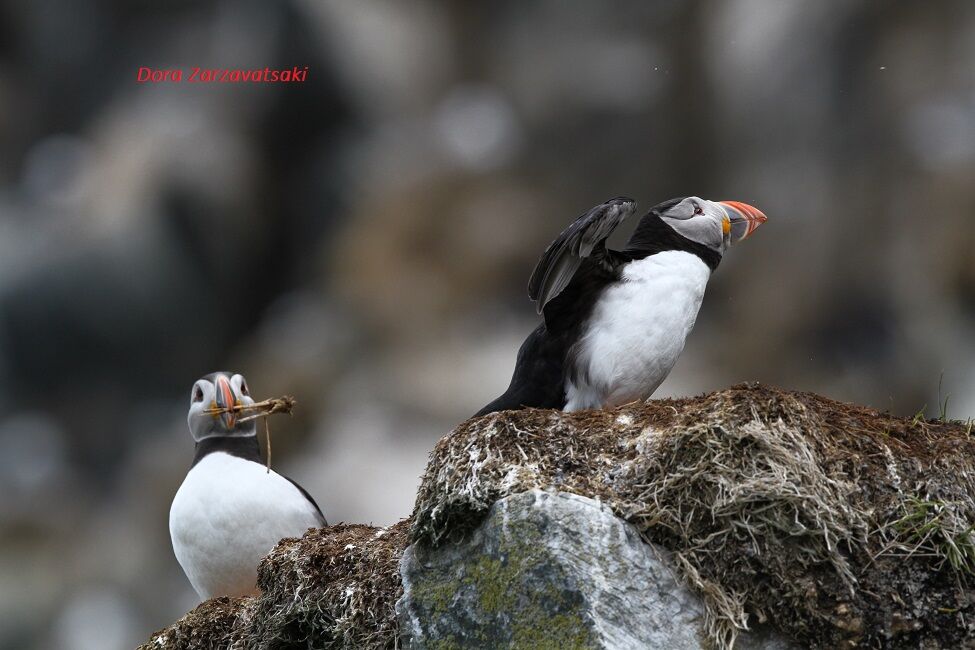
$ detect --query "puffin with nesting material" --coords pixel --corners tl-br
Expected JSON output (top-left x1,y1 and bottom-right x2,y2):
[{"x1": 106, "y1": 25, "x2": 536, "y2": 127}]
[
  {"x1": 169, "y1": 371, "x2": 325, "y2": 599},
  {"x1": 476, "y1": 196, "x2": 767, "y2": 416}
]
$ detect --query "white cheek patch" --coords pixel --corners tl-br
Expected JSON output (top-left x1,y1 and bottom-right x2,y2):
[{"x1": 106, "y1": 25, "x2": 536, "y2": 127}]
[{"x1": 665, "y1": 215, "x2": 723, "y2": 250}]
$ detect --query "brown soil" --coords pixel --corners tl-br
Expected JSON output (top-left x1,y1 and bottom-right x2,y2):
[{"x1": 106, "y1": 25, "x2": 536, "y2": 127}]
[{"x1": 139, "y1": 521, "x2": 409, "y2": 649}]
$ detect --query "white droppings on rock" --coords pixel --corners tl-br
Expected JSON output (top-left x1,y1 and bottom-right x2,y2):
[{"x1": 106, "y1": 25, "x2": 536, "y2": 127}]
[
  {"x1": 631, "y1": 425, "x2": 660, "y2": 454},
  {"x1": 882, "y1": 444, "x2": 902, "y2": 492}
]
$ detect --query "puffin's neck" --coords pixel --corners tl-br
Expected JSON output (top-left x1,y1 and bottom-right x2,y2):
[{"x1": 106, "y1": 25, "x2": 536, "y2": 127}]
[
  {"x1": 192, "y1": 434, "x2": 261, "y2": 467},
  {"x1": 625, "y1": 214, "x2": 722, "y2": 271}
]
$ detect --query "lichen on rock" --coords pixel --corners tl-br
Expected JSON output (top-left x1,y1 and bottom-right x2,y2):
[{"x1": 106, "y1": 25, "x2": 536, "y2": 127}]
[{"x1": 399, "y1": 491, "x2": 602, "y2": 648}]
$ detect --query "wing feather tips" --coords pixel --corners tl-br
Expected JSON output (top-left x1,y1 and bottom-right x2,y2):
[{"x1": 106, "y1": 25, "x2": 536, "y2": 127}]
[{"x1": 527, "y1": 197, "x2": 637, "y2": 313}]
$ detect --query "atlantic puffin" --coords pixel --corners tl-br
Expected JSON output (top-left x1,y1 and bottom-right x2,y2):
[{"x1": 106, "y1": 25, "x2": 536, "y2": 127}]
[
  {"x1": 169, "y1": 371, "x2": 326, "y2": 600},
  {"x1": 476, "y1": 196, "x2": 767, "y2": 415}
]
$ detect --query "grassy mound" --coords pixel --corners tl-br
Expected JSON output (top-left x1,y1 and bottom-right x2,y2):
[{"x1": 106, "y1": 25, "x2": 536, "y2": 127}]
[
  {"x1": 140, "y1": 521, "x2": 409, "y2": 650},
  {"x1": 142, "y1": 597, "x2": 244, "y2": 650},
  {"x1": 413, "y1": 383, "x2": 975, "y2": 648},
  {"x1": 144, "y1": 383, "x2": 975, "y2": 648},
  {"x1": 243, "y1": 520, "x2": 409, "y2": 647}
]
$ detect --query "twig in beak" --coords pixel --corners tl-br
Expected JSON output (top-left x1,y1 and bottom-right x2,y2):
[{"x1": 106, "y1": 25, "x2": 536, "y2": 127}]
[
  {"x1": 205, "y1": 396, "x2": 297, "y2": 421},
  {"x1": 204, "y1": 395, "x2": 295, "y2": 472},
  {"x1": 264, "y1": 416, "x2": 272, "y2": 474}
]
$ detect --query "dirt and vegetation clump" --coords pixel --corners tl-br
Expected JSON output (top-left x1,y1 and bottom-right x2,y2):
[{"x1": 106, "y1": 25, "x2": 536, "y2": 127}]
[
  {"x1": 413, "y1": 383, "x2": 975, "y2": 648},
  {"x1": 141, "y1": 521, "x2": 409, "y2": 649},
  {"x1": 145, "y1": 383, "x2": 975, "y2": 648}
]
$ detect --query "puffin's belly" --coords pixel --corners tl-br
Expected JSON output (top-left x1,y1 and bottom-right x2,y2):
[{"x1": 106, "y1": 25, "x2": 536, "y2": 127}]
[
  {"x1": 169, "y1": 452, "x2": 322, "y2": 599},
  {"x1": 566, "y1": 250, "x2": 710, "y2": 410}
]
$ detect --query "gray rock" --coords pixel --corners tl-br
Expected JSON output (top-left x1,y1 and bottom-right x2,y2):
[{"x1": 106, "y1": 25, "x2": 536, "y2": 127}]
[{"x1": 397, "y1": 489, "x2": 791, "y2": 649}]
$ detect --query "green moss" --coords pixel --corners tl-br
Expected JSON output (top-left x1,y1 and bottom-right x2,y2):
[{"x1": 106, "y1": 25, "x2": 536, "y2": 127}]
[
  {"x1": 467, "y1": 554, "x2": 518, "y2": 614},
  {"x1": 428, "y1": 638, "x2": 463, "y2": 650},
  {"x1": 505, "y1": 571, "x2": 595, "y2": 649},
  {"x1": 412, "y1": 575, "x2": 458, "y2": 617},
  {"x1": 407, "y1": 500, "x2": 597, "y2": 648},
  {"x1": 470, "y1": 514, "x2": 595, "y2": 647},
  {"x1": 888, "y1": 497, "x2": 975, "y2": 575},
  {"x1": 512, "y1": 612, "x2": 593, "y2": 649},
  {"x1": 463, "y1": 516, "x2": 546, "y2": 614}
]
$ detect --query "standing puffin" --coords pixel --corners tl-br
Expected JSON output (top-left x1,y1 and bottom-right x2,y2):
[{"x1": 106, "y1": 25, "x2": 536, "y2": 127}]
[
  {"x1": 476, "y1": 196, "x2": 767, "y2": 416},
  {"x1": 169, "y1": 371, "x2": 326, "y2": 600}
]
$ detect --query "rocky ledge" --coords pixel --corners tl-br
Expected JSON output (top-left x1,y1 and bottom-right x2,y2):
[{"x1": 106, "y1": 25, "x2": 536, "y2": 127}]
[{"x1": 142, "y1": 384, "x2": 975, "y2": 649}]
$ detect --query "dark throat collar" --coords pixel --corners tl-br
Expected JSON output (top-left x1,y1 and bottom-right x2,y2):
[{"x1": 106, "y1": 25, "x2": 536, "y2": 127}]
[
  {"x1": 192, "y1": 434, "x2": 261, "y2": 467},
  {"x1": 625, "y1": 214, "x2": 722, "y2": 271}
]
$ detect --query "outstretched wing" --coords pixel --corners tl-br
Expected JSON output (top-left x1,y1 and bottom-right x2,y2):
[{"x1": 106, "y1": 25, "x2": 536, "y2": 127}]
[{"x1": 527, "y1": 197, "x2": 637, "y2": 314}]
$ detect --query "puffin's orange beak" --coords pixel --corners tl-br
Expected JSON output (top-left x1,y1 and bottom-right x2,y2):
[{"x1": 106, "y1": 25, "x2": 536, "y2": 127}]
[
  {"x1": 719, "y1": 200, "x2": 768, "y2": 244},
  {"x1": 214, "y1": 375, "x2": 237, "y2": 429}
]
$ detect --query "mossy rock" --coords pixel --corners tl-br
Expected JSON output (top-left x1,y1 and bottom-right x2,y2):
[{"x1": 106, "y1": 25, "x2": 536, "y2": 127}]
[{"x1": 398, "y1": 489, "x2": 791, "y2": 649}]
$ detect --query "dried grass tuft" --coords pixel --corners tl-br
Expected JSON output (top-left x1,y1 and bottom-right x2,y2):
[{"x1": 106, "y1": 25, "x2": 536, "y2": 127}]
[
  {"x1": 239, "y1": 521, "x2": 410, "y2": 648},
  {"x1": 140, "y1": 522, "x2": 409, "y2": 650},
  {"x1": 138, "y1": 597, "x2": 250, "y2": 650}
]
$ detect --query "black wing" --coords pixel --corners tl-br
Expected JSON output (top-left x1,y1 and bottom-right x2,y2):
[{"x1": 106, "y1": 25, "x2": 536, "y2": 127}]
[
  {"x1": 527, "y1": 197, "x2": 637, "y2": 315},
  {"x1": 284, "y1": 475, "x2": 328, "y2": 526}
]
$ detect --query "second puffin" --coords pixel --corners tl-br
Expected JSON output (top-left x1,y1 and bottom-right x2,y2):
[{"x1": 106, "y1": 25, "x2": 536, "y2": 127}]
[
  {"x1": 170, "y1": 372, "x2": 326, "y2": 600},
  {"x1": 477, "y1": 196, "x2": 767, "y2": 416}
]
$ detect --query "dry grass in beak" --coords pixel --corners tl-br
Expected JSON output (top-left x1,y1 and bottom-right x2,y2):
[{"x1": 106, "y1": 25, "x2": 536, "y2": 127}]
[{"x1": 205, "y1": 395, "x2": 297, "y2": 472}]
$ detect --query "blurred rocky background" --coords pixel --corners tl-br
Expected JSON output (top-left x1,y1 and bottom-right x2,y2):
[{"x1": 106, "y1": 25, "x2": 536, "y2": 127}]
[{"x1": 0, "y1": 1, "x2": 973, "y2": 648}]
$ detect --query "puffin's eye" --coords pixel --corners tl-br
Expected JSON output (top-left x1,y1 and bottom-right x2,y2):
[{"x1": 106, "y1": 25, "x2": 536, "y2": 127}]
[
  {"x1": 192, "y1": 386, "x2": 204, "y2": 402},
  {"x1": 693, "y1": 203, "x2": 704, "y2": 215},
  {"x1": 239, "y1": 380, "x2": 249, "y2": 397}
]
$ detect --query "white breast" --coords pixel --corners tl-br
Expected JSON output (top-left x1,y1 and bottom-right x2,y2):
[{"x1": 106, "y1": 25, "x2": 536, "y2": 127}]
[
  {"x1": 565, "y1": 250, "x2": 711, "y2": 411},
  {"x1": 169, "y1": 452, "x2": 325, "y2": 600}
]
